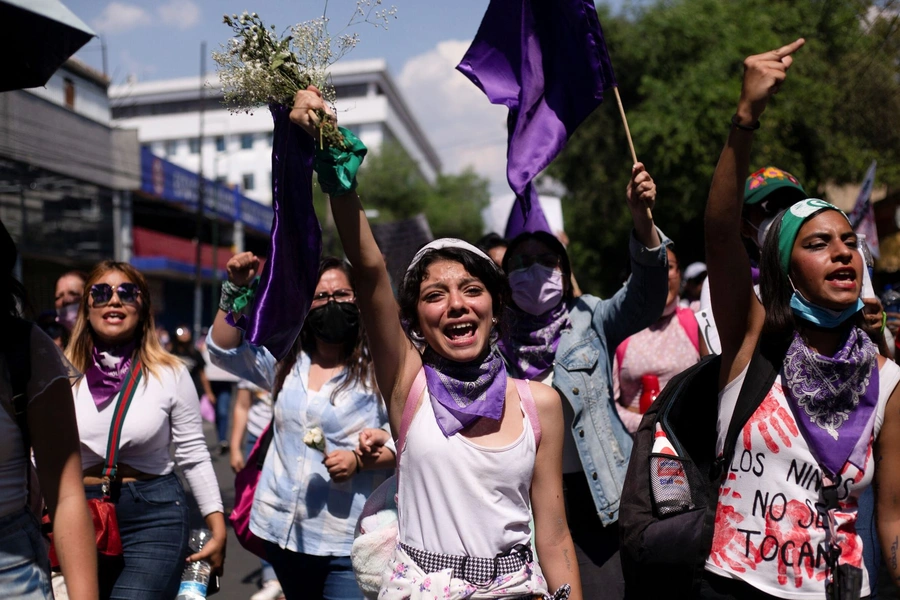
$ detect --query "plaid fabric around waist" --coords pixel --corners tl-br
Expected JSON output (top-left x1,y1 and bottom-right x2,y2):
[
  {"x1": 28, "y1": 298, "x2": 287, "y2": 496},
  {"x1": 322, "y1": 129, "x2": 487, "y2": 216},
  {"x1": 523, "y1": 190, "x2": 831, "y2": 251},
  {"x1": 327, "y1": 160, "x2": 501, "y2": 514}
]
[{"x1": 399, "y1": 542, "x2": 534, "y2": 585}]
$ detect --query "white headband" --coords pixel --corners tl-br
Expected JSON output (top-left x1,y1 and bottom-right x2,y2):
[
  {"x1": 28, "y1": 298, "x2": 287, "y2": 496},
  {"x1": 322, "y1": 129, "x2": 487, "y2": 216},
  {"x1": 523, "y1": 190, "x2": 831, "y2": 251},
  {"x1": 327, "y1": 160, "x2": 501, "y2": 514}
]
[{"x1": 405, "y1": 238, "x2": 499, "y2": 276}]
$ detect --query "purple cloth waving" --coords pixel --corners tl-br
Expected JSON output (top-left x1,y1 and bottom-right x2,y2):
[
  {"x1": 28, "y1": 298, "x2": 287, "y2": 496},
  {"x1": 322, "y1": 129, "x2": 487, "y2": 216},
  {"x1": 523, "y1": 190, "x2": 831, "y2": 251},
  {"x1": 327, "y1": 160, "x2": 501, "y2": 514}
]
[
  {"x1": 458, "y1": 0, "x2": 617, "y2": 230},
  {"x1": 240, "y1": 104, "x2": 321, "y2": 361}
]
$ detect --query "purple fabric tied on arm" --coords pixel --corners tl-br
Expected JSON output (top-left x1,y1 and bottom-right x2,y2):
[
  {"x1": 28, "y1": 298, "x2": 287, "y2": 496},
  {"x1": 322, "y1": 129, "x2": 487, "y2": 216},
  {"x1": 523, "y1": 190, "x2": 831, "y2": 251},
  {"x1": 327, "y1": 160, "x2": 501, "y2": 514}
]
[
  {"x1": 456, "y1": 0, "x2": 617, "y2": 238},
  {"x1": 235, "y1": 104, "x2": 321, "y2": 361}
]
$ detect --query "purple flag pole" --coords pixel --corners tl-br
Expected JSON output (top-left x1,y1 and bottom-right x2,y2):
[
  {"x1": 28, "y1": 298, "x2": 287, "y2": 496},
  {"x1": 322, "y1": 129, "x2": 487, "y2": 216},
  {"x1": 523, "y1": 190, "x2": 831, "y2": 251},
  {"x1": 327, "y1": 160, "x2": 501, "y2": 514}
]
[
  {"x1": 458, "y1": 0, "x2": 616, "y2": 229},
  {"x1": 238, "y1": 104, "x2": 322, "y2": 361}
]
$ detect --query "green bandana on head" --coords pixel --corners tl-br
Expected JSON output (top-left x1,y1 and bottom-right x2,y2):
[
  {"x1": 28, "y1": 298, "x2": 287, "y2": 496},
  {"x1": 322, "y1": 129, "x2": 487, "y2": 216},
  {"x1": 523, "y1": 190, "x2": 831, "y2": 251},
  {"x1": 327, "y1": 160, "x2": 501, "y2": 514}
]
[{"x1": 777, "y1": 199, "x2": 849, "y2": 275}]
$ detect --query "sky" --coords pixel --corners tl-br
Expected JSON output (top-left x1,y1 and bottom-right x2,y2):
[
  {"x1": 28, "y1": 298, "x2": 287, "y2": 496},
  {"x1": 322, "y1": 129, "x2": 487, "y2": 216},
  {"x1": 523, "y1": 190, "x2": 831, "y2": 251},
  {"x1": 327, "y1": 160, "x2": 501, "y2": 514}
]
[{"x1": 63, "y1": 0, "x2": 627, "y2": 196}]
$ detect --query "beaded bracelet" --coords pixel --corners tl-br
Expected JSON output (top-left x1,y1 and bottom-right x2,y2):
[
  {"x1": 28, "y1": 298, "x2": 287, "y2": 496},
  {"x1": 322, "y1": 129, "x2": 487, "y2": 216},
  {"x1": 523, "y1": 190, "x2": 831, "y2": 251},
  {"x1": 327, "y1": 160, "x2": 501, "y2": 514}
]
[{"x1": 731, "y1": 114, "x2": 760, "y2": 131}]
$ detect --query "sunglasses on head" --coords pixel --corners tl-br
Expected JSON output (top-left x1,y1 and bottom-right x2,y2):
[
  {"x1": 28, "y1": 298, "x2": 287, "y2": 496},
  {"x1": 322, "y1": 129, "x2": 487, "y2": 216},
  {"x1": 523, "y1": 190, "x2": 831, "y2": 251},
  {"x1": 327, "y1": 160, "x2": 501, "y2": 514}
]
[{"x1": 90, "y1": 283, "x2": 140, "y2": 306}]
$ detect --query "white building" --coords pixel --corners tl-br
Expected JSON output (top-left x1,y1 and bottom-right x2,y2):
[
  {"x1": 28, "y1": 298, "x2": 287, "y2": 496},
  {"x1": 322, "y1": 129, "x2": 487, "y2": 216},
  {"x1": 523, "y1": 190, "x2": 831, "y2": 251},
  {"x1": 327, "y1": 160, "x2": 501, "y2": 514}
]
[{"x1": 109, "y1": 59, "x2": 441, "y2": 205}]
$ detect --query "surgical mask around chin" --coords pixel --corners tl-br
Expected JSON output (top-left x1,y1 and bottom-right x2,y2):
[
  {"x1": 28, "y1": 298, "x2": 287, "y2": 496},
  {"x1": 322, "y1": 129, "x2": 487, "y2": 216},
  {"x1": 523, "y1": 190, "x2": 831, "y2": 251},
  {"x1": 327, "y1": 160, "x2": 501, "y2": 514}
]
[
  {"x1": 508, "y1": 264, "x2": 564, "y2": 316},
  {"x1": 56, "y1": 302, "x2": 80, "y2": 330},
  {"x1": 790, "y1": 290, "x2": 863, "y2": 328}
]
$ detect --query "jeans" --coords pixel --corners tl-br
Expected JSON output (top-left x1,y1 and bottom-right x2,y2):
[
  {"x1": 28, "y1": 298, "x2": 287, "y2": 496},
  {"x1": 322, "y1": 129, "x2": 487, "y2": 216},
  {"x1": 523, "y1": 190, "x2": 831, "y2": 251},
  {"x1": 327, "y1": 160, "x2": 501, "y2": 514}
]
[
  {"x1": 246, "y1": 433, "x2": 277, "y2": 585},
  {"x1": 0, "y1": 508, "x2": 52, "y2": 599},
  {"x1": 212, "y1": 382, "x2": 234, "y2": 444},
  {"x1": 85, "y1": 472, "x2": 190, "y2": 599},
  {"x1": 264, "y1": 543, "x2": 362, "y2": 600}
]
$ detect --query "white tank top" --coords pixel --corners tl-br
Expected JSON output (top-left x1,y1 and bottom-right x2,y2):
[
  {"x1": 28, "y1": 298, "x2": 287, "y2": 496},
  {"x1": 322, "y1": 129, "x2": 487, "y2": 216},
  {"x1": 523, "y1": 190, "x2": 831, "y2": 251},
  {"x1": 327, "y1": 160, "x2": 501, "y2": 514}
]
[
  {"x1": 705, "y1": 359, "x2": 900, "y2": 599},
  {"x1": 398, "y1": 389, "x2": 536, "y2": 558}
]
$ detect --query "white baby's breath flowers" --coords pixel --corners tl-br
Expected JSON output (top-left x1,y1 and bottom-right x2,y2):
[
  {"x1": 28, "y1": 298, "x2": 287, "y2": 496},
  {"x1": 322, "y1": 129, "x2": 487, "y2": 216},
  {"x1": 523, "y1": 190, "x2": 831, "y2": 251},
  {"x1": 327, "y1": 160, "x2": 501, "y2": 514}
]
[
  {"x1": 213, "y1": 1, "x2": 397, "y2": 119},
  {"x1": 303, "y1": 426, "x2": 326, "y2": 452}
]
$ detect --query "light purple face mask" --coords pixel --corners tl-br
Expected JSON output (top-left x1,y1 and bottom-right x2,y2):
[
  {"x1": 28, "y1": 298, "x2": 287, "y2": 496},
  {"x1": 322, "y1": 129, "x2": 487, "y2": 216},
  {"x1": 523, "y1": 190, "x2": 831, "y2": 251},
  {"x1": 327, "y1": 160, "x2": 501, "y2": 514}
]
[
  {"x1": 57, "y1": 302, "x2": 80, "y2": 331},
  {"x1": 509, "y1": 264, "x2": 564, "y2": 316}
]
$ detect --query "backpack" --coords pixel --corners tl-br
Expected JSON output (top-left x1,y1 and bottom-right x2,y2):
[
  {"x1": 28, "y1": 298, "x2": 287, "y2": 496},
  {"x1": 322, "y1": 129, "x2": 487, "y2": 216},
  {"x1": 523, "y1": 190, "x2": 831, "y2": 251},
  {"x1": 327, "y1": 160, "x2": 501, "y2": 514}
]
[{"x1": 618, "y1": 342, "x2": 780, "y2": 598}]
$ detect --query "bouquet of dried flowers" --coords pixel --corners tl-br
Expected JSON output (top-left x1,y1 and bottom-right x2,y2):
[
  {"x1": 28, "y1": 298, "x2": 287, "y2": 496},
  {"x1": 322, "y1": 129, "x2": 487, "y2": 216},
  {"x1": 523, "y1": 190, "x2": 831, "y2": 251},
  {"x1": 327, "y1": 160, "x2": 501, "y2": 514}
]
[{"x1": 214, "y1": 2, "x2": 396, "y2": 149}]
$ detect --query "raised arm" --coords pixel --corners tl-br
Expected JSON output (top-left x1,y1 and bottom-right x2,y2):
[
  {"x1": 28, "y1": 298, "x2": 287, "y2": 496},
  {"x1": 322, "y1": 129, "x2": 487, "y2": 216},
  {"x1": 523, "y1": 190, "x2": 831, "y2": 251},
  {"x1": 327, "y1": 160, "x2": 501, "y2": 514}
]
[
  {"x1": 290, "y1": 87, "x2": 421, "y2": 434},
  {"x1": 210, "y1": 251, "x2": 259, "y2": 351},
  {"x1": 705, "y1": 38, "x2": 804, "y2": 384},
  {"x1": 595, "y1": 164, "x2": 668, "y2": 349}
]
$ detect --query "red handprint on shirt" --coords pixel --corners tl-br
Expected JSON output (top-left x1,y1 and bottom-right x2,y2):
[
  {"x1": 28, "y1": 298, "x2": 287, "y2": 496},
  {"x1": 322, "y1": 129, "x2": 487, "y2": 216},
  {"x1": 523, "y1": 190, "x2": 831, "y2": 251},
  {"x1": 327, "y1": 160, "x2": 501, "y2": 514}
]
[
  {"x1": 763, "y1": 500, "x2": 816, "y2": 588},
  {"x1": 709, "y1": 502, "x2": 761, "y2": 573},
  {"x1": 743, "y1": 386, "x2": 800, "y2": 453}
]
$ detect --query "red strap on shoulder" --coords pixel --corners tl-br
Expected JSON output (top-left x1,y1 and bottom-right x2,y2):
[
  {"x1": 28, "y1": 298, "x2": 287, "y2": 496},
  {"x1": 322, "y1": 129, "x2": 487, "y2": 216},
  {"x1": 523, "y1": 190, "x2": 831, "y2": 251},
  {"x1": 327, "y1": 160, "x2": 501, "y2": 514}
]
[
  {"x1": 513, "y1": 379, "x2": 541, "y2": 450},
  {"x1": 397, "y1": 367, "x2": 426, "y2": 460},
  {"x1": 615, "y1": 337, "x2": 630, "y2": 379},
  {"x1": 676, "y1": 307, "x2": 700, "y2": 353}
]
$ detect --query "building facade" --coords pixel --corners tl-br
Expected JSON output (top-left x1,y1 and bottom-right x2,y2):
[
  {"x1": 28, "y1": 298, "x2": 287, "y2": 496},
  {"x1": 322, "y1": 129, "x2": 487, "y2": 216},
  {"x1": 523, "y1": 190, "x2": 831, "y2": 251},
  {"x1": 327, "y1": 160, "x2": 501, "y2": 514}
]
[
  {"x1": 0, "y1": 58, "x2": 140, "y2": 309},
  {"x1": 109, "y1": 59, "x2": 441, "y2": 206}
]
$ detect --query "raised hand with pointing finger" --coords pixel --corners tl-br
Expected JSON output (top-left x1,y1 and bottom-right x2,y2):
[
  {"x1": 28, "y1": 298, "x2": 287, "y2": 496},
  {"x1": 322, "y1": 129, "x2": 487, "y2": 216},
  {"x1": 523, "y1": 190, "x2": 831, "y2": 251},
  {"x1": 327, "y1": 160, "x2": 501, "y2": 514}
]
[{"x1": 735, "y1": 38, "x2": 805, "y2": 128}]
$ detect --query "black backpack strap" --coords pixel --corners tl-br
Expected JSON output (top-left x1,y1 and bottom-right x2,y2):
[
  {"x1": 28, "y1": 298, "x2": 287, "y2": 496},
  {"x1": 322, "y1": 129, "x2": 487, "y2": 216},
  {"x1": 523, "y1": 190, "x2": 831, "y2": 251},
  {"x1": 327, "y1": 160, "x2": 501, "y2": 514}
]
[{"x1": 718, "y1": 342, "x2": 781, "y2": 475}]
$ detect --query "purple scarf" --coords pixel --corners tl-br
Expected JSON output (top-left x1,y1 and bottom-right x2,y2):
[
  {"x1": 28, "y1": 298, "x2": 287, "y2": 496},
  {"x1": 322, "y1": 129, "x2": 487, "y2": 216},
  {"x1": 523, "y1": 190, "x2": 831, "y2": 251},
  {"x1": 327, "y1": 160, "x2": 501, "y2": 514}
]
[
  {"x1": 782, "y1": 327, "x2": 879, "y2": 477},
  {"x1": 422, "y1": 346, "x2": 508, "y2": 437},
  {"x1": 497, "y1": 302, "x2": 570, "y2": 379},
  {"x1": 85, "y1": 341, "x2": 136, "y2": 409}
]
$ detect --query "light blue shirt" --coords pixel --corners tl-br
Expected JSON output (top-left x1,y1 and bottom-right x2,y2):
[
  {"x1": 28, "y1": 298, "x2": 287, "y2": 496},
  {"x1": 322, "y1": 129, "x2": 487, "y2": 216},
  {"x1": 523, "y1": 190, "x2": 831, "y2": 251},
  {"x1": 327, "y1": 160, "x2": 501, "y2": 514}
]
[{"x1": 206, "y1": 334, "x2": 392, "y2": 556}]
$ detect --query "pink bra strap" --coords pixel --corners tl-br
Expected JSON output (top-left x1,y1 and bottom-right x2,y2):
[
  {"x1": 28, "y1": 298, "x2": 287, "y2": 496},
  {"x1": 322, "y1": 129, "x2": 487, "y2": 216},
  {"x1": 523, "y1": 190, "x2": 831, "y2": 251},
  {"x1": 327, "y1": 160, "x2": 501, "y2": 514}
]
[
  {"x1": 397, "y1": 367, "x2": 427, "y2": 459},
  {"x1": 513, "y1": 379, "x2": 541, "y2": 450}
]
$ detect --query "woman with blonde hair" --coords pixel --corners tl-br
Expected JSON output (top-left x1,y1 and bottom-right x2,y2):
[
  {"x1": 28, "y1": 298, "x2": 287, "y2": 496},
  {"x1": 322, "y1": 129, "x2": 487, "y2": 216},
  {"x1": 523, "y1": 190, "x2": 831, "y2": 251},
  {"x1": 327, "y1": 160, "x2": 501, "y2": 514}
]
[{"x1": 65, "y1": 260, "x2": 225, "y2": 599}]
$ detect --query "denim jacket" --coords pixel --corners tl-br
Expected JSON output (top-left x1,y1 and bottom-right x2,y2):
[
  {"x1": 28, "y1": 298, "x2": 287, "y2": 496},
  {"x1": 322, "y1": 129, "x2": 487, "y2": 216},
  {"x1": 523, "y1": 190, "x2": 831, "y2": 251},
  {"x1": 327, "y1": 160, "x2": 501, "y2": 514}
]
[{"x1": 552, "y1": 229, "x2": 669, "y2": 526}]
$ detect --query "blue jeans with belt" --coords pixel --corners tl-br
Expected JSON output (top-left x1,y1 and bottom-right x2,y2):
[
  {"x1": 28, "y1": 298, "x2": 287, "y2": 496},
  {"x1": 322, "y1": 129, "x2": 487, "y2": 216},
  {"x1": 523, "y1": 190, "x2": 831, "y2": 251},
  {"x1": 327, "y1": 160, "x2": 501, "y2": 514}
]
[
  {"x1": 0, "y1": 508, "x2": 52, "y2": 599},
  {"x1": 85, "y1": 472, "x2": 190, "y2": 599}
]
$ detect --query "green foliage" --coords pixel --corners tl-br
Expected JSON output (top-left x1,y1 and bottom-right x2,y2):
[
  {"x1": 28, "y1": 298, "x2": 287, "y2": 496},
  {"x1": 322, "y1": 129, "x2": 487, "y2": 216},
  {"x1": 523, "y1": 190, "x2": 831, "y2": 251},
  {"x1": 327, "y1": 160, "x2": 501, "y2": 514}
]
[
  {"x1": 317, "y1": 141, "x2": 489, "y2": 247},
  {"x1": 550, "y1": 0, "x2": 900, "y2": 296}
]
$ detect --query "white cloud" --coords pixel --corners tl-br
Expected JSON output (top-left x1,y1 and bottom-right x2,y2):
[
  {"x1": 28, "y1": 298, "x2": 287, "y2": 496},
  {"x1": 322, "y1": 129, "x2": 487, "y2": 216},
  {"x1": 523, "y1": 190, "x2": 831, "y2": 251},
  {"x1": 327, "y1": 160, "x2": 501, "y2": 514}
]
[
  {"x1": 398, "y1": 40, "x2": 510, "y2": 196},
  {"x1": 158, "y1": 0, "x2": 201, "y2": 30},
  {"x1": 91, "y1": 2, "x2": 151, "y2": 34}
]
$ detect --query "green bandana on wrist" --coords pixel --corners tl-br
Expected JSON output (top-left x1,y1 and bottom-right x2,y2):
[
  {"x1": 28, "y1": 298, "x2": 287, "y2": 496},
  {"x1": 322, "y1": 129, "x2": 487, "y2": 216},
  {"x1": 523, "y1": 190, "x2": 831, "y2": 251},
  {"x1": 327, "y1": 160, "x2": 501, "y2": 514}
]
[
  {"x1": 232, "y1": 278, "x2": 259, "y2": 313},
  {"x1": 314, "y1": 127, "x2": 367, "y2": 196},
  {"x1": 777, "y1": 199, "x2": 849, "y2": 274}
]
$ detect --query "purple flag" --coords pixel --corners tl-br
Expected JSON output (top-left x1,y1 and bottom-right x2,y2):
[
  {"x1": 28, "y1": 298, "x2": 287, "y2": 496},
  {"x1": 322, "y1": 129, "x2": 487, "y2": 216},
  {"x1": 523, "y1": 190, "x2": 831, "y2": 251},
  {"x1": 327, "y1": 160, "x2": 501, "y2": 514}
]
[
  {"x1": 504, "y1": 191, "x2": 550, "y2": 238},
  {"x1": 458, "y1": 0, "x2": 616, "y2": 230},
  {"x1": 241, "y1": 104, "x2": 321, "y2": 361}
]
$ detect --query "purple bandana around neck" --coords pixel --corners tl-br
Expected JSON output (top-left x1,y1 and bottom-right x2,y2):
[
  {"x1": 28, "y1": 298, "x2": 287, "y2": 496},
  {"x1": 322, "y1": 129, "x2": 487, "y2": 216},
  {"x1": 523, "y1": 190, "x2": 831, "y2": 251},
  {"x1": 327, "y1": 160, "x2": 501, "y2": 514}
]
[
  {"x1": 85, "y1": 340, "x2": 137, "y2": 408},
  {"x1": 782, "y1": 327, "x2": 879, "y2": 477},
  {"x1": 497, "y1": 302, "x2": 570, "y2": 379},
  {"x1": 422, "y1": 345, "x2": 508, "y2": 437}
]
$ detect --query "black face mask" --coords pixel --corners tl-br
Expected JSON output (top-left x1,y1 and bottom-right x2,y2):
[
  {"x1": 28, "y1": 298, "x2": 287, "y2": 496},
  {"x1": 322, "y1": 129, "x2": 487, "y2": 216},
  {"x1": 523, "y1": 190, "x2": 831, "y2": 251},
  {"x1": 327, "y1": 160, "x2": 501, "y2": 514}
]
[{"x1": 306, "y1": 301, "x2": 360, "y2": 344}]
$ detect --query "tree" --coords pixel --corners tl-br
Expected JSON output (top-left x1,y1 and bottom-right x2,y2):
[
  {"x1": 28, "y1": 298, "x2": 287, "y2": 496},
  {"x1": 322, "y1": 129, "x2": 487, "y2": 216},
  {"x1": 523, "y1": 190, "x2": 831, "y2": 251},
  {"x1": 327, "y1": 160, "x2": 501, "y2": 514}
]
[
  {"x1": 314, "y1": 141, "x2": 489, "y2": 253},
  {"x1": 549, "y1": 0, "x2": 900, "y2": 297}
]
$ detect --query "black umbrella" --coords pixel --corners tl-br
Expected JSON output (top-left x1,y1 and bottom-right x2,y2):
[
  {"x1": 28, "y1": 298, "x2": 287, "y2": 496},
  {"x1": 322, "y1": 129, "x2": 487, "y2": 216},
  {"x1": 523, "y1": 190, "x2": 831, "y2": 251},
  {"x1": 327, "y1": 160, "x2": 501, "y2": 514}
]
[{"x1": 1, "y1": 0, "x2": 95, "y2": 93}]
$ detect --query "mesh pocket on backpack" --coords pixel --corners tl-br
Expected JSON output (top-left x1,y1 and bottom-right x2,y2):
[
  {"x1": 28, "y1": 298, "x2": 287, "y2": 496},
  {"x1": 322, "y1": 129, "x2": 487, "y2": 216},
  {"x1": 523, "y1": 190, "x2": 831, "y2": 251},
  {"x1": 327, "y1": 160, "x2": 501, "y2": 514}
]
[{"x1": 649, "y1": 454, "x2": 695, "y2": 517}]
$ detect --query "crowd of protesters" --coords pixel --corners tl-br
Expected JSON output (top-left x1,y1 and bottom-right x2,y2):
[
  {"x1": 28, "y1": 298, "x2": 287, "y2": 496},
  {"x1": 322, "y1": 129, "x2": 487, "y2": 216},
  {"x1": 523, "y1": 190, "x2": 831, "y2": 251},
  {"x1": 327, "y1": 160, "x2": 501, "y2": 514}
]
[{"x1": 2, "y1": 38, "x2": 900, "y2": 600}]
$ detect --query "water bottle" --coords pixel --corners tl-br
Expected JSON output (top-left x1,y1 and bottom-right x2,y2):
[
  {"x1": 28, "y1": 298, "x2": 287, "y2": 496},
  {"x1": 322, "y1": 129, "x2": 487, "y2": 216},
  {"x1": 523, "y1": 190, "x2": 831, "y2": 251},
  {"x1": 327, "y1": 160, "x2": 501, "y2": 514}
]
[{"x1": 176, "y1": 529, "x2": 213, "y2": 600}]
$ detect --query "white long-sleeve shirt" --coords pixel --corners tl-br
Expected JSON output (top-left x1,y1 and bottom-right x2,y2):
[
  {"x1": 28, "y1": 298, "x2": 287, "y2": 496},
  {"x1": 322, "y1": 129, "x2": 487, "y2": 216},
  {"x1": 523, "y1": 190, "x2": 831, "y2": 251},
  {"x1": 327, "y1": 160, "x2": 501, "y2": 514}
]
[{"x1": 73, "y1": 363, "x2": 223, "y2": 516}]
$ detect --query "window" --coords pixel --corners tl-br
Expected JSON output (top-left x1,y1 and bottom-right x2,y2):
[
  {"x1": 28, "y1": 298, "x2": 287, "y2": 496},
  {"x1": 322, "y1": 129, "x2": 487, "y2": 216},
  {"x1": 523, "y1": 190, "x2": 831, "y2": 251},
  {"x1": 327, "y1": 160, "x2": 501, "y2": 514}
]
[
  {"x1": 215, "y1": 136, "x2": 225, "y2": 152},
  {"x1": 240, "y1": 134, "x2": 254, "y2": 149},
  {"x1": 64, "y1": 78, "x2": 75, "y2": 109},
  {"x1": 214, "y1": 176, "x2": 227, "y2": 186},
  {"x1": 164, "y1": 140, "x2": 177, "y2": 156},
  {"x1": 242, "y1": 173, "x2": 255, "y2": 191},
  {"x1": 189, "y1": 138, "x2": 201, "y2": 154}
]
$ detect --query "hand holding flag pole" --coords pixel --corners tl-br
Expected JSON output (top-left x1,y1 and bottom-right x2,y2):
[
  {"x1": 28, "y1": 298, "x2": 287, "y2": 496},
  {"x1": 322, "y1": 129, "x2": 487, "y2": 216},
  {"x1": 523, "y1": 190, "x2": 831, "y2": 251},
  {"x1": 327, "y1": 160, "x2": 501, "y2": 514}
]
[{"x1": 613, "y1": 87, "x2": 651, "y2": 220}]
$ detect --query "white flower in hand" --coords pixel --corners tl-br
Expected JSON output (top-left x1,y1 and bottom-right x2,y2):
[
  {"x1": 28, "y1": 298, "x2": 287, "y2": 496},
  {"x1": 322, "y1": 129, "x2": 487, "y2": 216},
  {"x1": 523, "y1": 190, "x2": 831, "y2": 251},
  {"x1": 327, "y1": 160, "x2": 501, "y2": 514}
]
[{"x1": 303, "y1": 426, "x2": 326, "y2": 452}]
